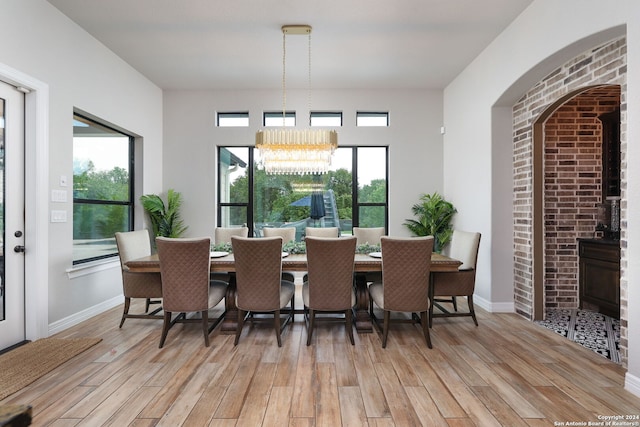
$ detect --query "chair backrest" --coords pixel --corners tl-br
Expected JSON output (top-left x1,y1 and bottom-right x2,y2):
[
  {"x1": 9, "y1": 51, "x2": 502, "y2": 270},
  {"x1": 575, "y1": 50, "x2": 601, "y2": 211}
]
[
  {"x1": 381, "y1": 236, "x2": 434, "y2": 312},
  {"x1": 352, "y1": 227, "x2": 385, "y2": 246},
  {"x1": 115, "y1": 229, "x2": 153, "y2": 268},
  {"x1": 305, "y1": 227, "x2": 339, "y2": 238},
  {"x1": 305, "y1": 236, "x2": 357, "y2": 311},
  {"x1": 156, "y1": 237, "x2": 211, "y2": 312},
  {"x1": 446, "y1": 230, "x2": 481, "y2": 271},
  {"x1": 214, "y1": 226, "x2": 249, "y2": 244},
  {"x1": 232, "y1": 236, "x2": 284, "y2": 311},
  {"x1": 263, "y1": 227, "x2": 296, "y2": 244}
]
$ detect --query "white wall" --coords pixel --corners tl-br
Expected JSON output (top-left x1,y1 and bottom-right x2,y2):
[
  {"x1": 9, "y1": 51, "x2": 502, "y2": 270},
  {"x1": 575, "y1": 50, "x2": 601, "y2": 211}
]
[
  {"x1": 443, "y1": 0, "x2": 639, "y2": 394},
  {"x1": 163, "y1": 89, "x2": 444, "y2": 239},
  {"x1": 0, "y1": 0, "x2": 163, "y2": 328}
]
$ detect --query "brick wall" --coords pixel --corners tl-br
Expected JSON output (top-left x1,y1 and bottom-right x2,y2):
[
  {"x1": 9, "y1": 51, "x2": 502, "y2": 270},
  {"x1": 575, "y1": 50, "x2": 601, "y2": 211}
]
[
  {"x1": 512, "y1": 37, "x2": 628, "y2": 364},
  {"x1": 544, "y1": 89, "x2": 620, "y2": 309}
]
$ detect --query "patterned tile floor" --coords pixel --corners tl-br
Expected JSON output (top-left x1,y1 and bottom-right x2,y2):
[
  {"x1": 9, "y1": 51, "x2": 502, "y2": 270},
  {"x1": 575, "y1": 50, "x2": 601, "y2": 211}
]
[{"x1": 535, "y1": 308, "x2": 620, "y2": 363}]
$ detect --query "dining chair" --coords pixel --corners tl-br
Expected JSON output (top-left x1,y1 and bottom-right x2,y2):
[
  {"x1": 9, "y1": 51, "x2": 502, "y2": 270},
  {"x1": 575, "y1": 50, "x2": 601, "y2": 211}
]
[
  {"x1": 429, "y1": 230, "x2": 481, "y2": 327},
  {"x1": 115, "y1": 229, "x2": 163, "y2": 328},
  {"x1": 305, "y1": 227, "x2": 339, "y2": 238},
  {"x1": 156, "y1": 237, "x2": 227, "y2": 348},
  {"x1": 303, "y1": 236, "x2": 357, "y2": 346},
  {"x1": 262, "y1": 227, "x2": 296, "y2": 243},
  {"x1": 262, "y1": 227, "x2": 296, "y2": 282},
  {"x1": 231, "y1": 236, "x2": 295, "y2": 347},
  {"x1": 369, "y1": 236, "x2": 434, "y2": 348},
  {"x1": 214, "y1": 226, "x2": 249, "y2": 244},
  {"x1": 352, "y1": 227, "x2": 385, "y2": 246}
]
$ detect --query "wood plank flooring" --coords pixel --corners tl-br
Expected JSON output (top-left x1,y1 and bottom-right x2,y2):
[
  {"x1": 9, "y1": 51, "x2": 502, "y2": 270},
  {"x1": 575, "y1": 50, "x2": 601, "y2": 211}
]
[{"x1": 2, "y1": 290, "x2": 639, "y2": 426}]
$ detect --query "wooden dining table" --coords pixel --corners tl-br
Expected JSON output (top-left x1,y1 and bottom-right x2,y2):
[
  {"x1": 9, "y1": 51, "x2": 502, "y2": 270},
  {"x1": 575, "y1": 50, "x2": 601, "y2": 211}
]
[{"x1": 126, "y1": 251, "x2": 462, "y2": 333}]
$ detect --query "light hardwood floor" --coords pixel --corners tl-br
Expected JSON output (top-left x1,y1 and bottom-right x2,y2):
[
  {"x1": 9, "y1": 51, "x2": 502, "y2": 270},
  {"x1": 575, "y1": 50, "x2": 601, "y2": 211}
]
[{"x1": 2, "y1": 292, "x2": 639, "y2": 426}]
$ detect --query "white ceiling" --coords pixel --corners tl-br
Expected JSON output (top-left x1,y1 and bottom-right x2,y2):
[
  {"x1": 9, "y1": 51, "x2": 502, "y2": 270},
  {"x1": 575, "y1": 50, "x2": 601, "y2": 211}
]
[{"x1": 47, "y1": 0, "x2": 534, "y2": 90}]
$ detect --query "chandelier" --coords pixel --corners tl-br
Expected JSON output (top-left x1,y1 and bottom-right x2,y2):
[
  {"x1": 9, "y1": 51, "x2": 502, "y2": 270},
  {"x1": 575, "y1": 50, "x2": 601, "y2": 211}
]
[{"x1": 256, "y1": 25, "x2": 338, "y2": 175}]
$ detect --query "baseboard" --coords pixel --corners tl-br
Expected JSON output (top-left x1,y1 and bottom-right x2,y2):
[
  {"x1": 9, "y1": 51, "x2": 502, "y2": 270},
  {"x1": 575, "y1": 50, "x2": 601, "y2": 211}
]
[
  {"x1": 473, "y1": 294, "x2": 515, "y2": 313},
  {"x1": 48, "y1": 295, "x2": 123, "y2": 335},
  {"x1": 625, "y1": 371, "x2": 640, "y2": 398}
]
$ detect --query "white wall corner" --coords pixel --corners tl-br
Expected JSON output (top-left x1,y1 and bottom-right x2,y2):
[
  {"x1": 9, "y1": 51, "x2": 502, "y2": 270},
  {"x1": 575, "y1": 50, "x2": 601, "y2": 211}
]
[
  {"x1": 473, "y1": 293, "x2": 515, "y2": 313},
  {"x1": 625, "y1": 371, "x2": 640, "y2": 399}
]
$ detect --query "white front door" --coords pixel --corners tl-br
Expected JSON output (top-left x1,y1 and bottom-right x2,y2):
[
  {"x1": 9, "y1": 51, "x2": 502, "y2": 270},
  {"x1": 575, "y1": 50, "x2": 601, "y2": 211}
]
[{"x1": 0, "y1": 80, "x2": 26, "y2": 350}]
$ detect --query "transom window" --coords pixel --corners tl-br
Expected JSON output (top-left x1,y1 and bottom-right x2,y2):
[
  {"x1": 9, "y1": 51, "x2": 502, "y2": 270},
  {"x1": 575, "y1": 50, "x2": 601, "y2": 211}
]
[
  {"x1": 72, "y1": 113, "x2": 134, "y2": 264},
  {"x1": 264, "y1": 111, "x2": 296, "y2": 127},
  {"x1": 217, "y1": 112, "x2": 249, "y2": 127},
  {"x1": 356, "y1": 112, "x2": 389, "y2": 127}
]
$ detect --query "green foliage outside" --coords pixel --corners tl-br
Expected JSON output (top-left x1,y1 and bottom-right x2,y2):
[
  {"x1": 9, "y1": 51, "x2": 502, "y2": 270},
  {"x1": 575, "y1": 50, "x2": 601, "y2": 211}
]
[
  {"x1": 73, "y1": 161, "x2": 131, "y2": 239},
  {"x1": 228, "y1": 167, "x2": 386, "y2": 228}
]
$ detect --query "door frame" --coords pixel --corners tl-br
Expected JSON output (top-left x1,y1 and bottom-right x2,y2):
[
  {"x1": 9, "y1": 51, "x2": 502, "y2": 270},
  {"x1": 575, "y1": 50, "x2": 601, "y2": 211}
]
[{"x1": 0, "y1": 62, "x2": 49, "y2": 341}]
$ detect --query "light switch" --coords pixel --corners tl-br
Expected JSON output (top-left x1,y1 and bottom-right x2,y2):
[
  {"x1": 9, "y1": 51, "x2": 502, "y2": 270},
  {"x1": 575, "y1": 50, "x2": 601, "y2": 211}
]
[
  {"x1": 50, "y1": 210, "x2": 67, "y2": 223},
  {"x1": 51, "y1": 190, "x2": 67, "y2": 202}
]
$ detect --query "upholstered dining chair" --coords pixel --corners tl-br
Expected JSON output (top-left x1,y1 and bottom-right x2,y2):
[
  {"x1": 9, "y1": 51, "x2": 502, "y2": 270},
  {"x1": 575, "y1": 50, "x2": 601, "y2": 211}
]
[
  {"x1": 303, "y1": 236, "x2": 357, "y2": 346},
  {"x1": 115, "y1": 229, "x2": 163, "y2": 328},
  {"x1": 262, "y1": 227, "x2": 296, "y2": 243},
  {"x1": 305, "y1": 227, "x2": 339, "y2": 238},
  {"x1": 231, "y1": 236, "x2": 295, "y2": 347},
  {"x1": 214, "y1": 226, "x2": 249, "y2": 244},
  {"x1": 429, "y1": 230, "x2": 481, "y2": 327},
  {"x1": 262, "y1": 227, "x2": 297, "y2": 282},
  {"x1": 352, "y1": 227, "x2": 385, "y2": 246},
  {"x1": 369, "y1": 236, "x2": 434, "y2": 348},
  {"x1": 156, "y1": 237, "x2": 227, "y2": 348}
]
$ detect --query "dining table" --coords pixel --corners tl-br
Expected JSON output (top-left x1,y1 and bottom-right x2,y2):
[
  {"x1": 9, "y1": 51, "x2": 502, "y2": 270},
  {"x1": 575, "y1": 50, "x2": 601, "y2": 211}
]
[{"x1": 126, "y1": 251, "x2": 462, "y2": 333}]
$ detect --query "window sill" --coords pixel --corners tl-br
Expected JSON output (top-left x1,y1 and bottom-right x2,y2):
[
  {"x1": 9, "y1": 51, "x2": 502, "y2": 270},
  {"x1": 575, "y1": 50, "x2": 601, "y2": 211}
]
[{"x1": 66, "y1": 258, "x2": 120, "y2": 279}]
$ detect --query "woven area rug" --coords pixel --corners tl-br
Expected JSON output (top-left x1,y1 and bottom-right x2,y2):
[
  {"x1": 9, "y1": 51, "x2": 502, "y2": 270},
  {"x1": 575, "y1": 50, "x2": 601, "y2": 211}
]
[
  {"x1": 535, "y1": 309, "x2": 620, "y2": 363},
  {"x1": 0, "y1": 337, "x2": 101, "y2": 401}
]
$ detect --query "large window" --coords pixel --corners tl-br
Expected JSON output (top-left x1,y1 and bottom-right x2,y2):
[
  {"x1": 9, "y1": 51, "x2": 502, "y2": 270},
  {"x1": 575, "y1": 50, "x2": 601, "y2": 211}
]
[
  {"x1": 73, "y1": 113, "x2": 134, "y2": 264},
  {"x1": 218, "y1": 146, "x2": 388, "y2": 241}
]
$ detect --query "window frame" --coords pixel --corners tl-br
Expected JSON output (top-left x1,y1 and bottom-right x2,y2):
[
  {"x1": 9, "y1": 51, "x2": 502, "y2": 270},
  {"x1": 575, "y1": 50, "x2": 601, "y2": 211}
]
[
  {"x1": 72, "y1": 112, "x2": 135, "y2": 265},
  {"x1": 217, "y1": 111, "x2": 250, "y2": 127},
  {"x1": 356, "y1": 111, "x2": 389, "y2": 127},
  {"x1": 216, "y1": 145, "x2": 388, "y2": 237}
]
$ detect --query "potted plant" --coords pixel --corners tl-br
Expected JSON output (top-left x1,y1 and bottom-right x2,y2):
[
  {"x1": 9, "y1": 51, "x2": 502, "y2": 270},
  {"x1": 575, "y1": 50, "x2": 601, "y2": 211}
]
[
  {"x1": 140, "y1": 189, "x2": 188, "y2": 238},
  {"x1": 403, "y1": 192, "x2": 456, "y2": 253}
]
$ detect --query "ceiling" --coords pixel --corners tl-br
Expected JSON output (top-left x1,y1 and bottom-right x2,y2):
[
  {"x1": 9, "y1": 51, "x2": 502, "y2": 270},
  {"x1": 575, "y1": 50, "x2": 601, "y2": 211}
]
[{"x1": 47, "y1": 0, "x2": 534, "y2": 91}]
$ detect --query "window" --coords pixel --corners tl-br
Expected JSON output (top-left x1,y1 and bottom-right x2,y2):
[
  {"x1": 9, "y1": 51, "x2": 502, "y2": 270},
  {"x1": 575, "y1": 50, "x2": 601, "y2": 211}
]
[
  {"x1": 217, "y1": 146, "x2": 388, "y2": 241},
  {"x1": 217, "y1": 112, "x2": 249, "y2": 127},
  {"x1": 311, "y1": 112, "x2": 342, "y2": 127},
  {"x1": 73, "y1": 113, "x2": 134, "y2": 264},
  {"x1": 264, "y1": 111, "x2": 295, "y2": 127},
  {"x1": 356, "y1": 112, "x2": 389, "y2": 127}
]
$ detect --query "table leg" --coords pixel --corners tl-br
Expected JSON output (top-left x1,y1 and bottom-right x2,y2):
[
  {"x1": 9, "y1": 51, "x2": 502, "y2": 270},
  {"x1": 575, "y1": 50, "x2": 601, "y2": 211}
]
[
  {"x1": 220, "y1": 273, "x2": 239, "y2": 334},
  {"x1": 353, "y1": 273, "x2": 373, "y2": 333}
]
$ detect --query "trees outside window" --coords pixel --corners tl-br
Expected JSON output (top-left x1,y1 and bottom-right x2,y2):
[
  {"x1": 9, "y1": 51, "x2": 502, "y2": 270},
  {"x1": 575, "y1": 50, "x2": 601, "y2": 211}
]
[
  {"x1": 218, "y1": 146, "x2": 387, "y2": 240},
  {"x1": 73, "y1": 113, "x2": 134, "y2": 264}
]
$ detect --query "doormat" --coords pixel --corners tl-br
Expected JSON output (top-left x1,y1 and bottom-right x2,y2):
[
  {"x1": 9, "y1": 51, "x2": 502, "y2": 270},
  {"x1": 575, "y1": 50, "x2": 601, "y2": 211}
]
[
  {"x1": 535, "y1": 309, "x2": 620, "y2": 363},
  {"x1": 0, "y1": 337, "x2": 102, "y2": 401}
]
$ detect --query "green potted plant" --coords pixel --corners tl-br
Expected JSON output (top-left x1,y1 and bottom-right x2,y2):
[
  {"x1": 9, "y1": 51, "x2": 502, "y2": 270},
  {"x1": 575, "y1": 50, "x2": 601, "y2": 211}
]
[
  {"x1": 140, "y1": 189, "x2": 188, "y2": 238},
  {"x1": 403, "y1": 192, "x2": 456, "y2": 253}
]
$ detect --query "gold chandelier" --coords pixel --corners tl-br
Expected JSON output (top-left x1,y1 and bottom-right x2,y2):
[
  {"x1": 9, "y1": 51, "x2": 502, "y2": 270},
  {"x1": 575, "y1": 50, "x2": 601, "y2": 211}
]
[{"x1": 256, "y1": 25, "x2": 338, "y2": 175}]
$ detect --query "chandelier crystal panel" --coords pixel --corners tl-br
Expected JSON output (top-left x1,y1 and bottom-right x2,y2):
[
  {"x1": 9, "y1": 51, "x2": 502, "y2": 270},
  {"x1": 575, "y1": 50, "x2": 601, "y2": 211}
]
[{"x1": 255, "y1": 24, "x2": 338, "y2": 175}]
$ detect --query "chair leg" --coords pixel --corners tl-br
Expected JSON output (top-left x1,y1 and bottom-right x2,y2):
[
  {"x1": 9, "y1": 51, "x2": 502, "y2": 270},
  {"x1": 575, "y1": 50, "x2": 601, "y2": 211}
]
[
  {"x1": 420, "y1": 310, "x2": 433, "y2": 349},
  {"x1": 159, "y1": 311, "x2": 172, "y2": 348},
  {"x1": 275, "y1": 309, "x2": 282, "y2": 347},
  {"x1": 451, "y1": 297, "x2": 458, "y2": 312},
  {"x1": 346, "y1": 309, "x2": 354, "y2": 345},
  {"x1": 468, "y1": 295, "x2": 479, "y2": 326},
  {"x1": 202, "y1": 310, "x2": 210, "y2": 347},
  {"x1": 119, "y1": 297, "x2": 131, "y2": 328},
  {"x1": 382, "y1": 311, "x2": 390, "y2": 348},
  {"x1": 234, "y1": 309, "x2": 244, "y2": 346},
  {"x1": 145, "y1": 298, "x2": 151, "y2": 313},
  {"x1": 306, "y1": 309, "x2": 315, "y2": 346}
]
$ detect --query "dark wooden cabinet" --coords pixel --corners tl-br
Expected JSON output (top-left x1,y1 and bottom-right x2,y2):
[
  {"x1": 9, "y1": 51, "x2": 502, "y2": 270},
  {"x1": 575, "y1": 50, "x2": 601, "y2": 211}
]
[
  {"x1": 578, "y1": 238, "x2": 620, "y2": 318},
  {"x1": 598, "y1": 108, "x2": 621, "y2": 199}
]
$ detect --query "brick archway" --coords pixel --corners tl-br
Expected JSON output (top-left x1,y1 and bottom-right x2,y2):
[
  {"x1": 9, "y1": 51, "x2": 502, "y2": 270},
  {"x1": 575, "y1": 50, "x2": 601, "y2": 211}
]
[{"x1": 512, "y1": 37, "x2": 628, "y2": 363}]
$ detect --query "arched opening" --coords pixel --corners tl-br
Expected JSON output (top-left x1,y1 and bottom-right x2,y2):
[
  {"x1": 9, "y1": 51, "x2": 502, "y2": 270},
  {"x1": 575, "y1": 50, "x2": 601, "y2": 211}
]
[{"x1": 532, "y1": 86, "x2": 621, "y2": 320}]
